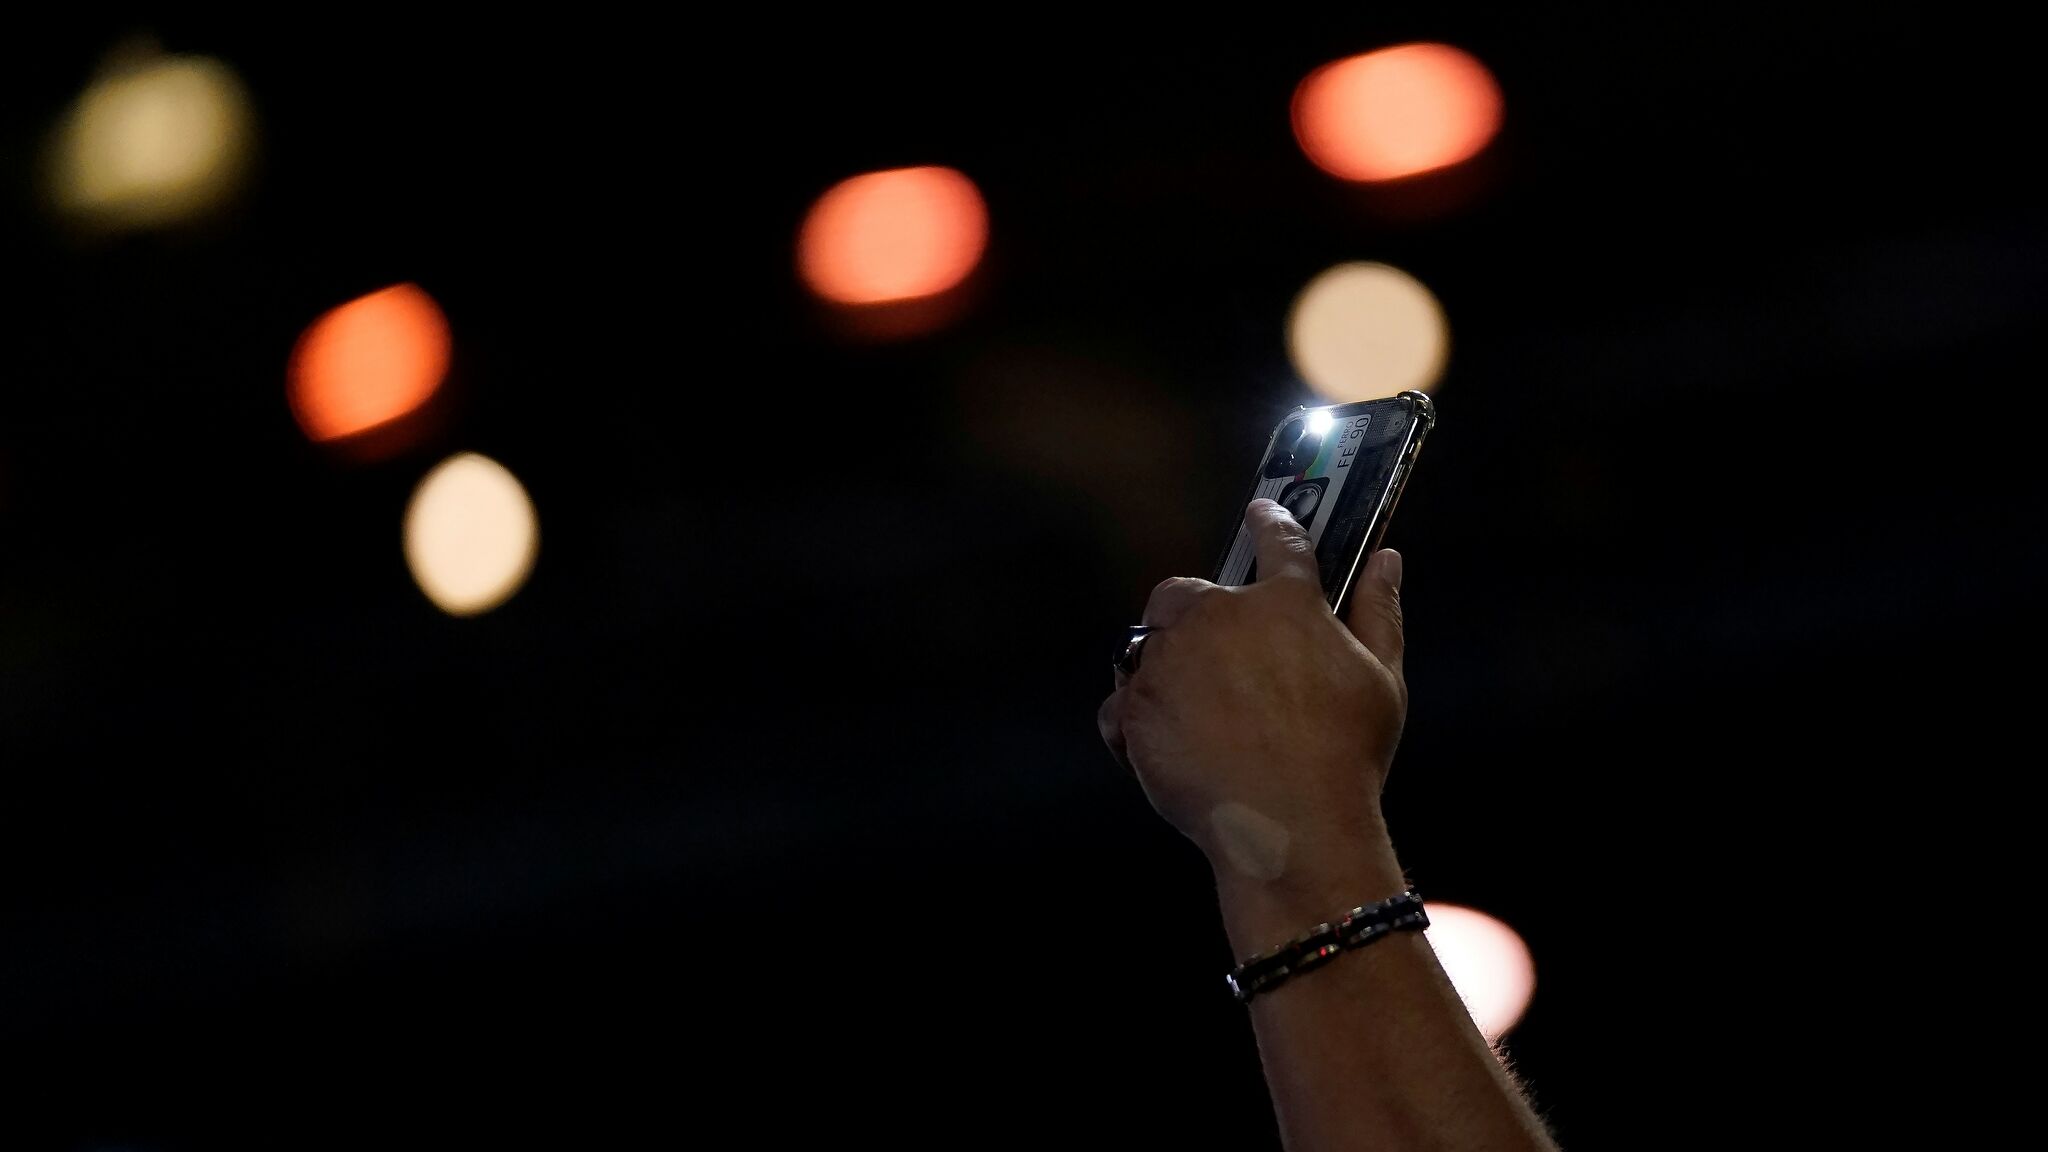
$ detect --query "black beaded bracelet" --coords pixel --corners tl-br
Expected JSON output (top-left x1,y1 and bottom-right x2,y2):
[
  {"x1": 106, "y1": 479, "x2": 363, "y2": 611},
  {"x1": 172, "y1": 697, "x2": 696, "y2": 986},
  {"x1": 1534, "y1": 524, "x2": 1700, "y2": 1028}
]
[{"x1": 1225, "y1": 889, "x2": 1428, "y2": 1003}]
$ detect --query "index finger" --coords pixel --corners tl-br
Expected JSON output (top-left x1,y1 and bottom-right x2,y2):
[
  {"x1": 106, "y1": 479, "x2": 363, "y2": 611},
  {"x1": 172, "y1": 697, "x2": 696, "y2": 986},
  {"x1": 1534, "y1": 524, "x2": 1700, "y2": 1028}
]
[{"x1": 1246, "y1": 498, "x2": 1319, "y2": 586}]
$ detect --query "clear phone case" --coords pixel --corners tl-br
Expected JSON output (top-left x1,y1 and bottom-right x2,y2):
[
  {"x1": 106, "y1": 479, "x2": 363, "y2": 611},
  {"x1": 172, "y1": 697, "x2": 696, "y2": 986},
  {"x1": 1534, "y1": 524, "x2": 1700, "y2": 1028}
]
[{"x1": 1212, "y1": 390, "x2": 1434, "y2": 611}]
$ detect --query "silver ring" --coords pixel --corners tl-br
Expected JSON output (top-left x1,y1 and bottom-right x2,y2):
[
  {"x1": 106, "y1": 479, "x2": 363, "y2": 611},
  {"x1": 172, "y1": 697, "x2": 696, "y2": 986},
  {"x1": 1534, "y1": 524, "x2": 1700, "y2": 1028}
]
[{"x1": 1115, "y1": 625, "x2": 1152, "y2": 675}]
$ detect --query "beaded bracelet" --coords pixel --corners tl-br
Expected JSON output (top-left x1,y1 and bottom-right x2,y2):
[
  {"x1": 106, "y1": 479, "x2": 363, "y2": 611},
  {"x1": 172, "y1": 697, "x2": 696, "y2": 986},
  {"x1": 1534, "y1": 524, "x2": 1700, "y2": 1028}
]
[{"x1": 1225, "y1": 889, "x2": 1428, "y2": 1003}]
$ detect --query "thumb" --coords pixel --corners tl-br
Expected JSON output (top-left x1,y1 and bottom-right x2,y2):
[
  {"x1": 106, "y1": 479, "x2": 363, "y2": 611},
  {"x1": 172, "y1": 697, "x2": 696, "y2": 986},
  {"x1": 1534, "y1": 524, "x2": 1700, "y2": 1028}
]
[{"x1": 1345, "y1": 549, "x2": 1405, "y2": 672}]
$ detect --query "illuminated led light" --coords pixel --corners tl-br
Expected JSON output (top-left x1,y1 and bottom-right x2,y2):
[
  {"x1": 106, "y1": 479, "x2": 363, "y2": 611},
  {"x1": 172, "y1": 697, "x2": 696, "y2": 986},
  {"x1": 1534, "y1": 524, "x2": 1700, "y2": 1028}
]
[
  {"x1": 403, "y1": 453, "x2": 539, "y2": 617},
  {"x1": 1306, "y1": 410, "x2": 1336, "y2": 435},
  {"x1": 1293, "y1": 43, "x2": 1502, "y2": 182},
  {"x1": 797, "y1": 166, "x2": 988, "y2": 304},
  {"x1": 1425, "y1": 903, "x2": 1536, "y2": 1041},
  {"x1": 288, "y1": 284, "x2": 452, "y2": 443},
  {"x1": 49, "y1": 50, "x2": 254, "y2": 229},
  {"x1": 1287, "y1": 262, "x2": 1448, "y2": 402}
]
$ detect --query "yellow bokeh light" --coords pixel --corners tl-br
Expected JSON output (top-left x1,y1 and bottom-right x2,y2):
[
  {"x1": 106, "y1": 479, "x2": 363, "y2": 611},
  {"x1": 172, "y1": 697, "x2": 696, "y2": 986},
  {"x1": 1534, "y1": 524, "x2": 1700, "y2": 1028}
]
[
  {"x1": 1286, "y1": 261, "x2": 1448, "y2": 402},
  {"x1": 403, "y1": 453, "x2": 539, "y2": 618},
  {"x1": 1425, "y1": 903, "x2": 1537, "y2": 1041},
  {"x1": 49, "y1": 50, "x2": 254, "y2": 230}
]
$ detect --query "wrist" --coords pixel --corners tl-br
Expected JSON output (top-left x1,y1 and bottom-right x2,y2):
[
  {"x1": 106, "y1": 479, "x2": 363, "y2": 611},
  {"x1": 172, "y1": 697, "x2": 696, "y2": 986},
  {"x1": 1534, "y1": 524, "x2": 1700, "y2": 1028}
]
[{"x1": 1211, "y1": 825, "x2": 1408, "y2": 958}]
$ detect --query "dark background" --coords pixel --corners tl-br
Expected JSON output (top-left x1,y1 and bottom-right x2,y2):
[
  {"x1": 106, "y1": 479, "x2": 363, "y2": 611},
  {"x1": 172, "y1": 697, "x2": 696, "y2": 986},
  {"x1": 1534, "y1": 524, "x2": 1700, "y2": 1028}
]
[{"x1": 5, "y1": 11, "x2": 2039, "y2": 1149}]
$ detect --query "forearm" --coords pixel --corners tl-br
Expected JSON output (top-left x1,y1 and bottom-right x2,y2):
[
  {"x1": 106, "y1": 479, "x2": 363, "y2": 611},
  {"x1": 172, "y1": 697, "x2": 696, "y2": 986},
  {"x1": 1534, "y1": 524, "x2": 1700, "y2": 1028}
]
[{"x1": 1215, "y1": 838, "x2": 1557, "y2": 1152}]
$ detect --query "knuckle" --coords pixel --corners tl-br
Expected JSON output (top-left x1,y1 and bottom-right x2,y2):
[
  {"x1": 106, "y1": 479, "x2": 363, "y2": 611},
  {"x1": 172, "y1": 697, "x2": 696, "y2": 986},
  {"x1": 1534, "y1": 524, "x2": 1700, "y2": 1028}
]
[
  {"x1": 1266, "y1": 516, "x2": 1313, "y2": 548},
  {"x1": 1146, "y1": 576, "x2": 1212, "y2": 608},
  {"x1": 1149, "y1": 576, "x2": 1192, "y2": 599}
]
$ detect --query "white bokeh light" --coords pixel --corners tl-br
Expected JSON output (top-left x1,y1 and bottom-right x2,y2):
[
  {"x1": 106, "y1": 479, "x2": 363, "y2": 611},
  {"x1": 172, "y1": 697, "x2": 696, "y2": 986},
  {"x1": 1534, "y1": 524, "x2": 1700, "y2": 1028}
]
[
  {"x1": 1425, "y1": 903, "x2": 1536, "y2": 1041},
  {"x1": 1287, "y1": 262, "x2": 1449, "y2": 402},
  {"x1": 403, "y1": 453, "x2": 539, "y2": 617}
]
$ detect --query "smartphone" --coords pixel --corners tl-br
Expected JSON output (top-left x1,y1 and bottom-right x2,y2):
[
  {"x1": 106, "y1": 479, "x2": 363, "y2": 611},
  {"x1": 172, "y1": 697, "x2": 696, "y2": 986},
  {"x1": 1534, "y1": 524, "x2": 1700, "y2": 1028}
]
[{"x1": 1212, "y1": 390, "x2": 1434, "y2": 612}]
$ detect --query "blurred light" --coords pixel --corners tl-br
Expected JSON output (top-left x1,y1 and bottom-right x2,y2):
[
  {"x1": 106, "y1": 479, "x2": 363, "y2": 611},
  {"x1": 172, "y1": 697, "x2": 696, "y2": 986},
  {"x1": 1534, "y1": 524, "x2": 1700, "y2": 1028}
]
[
  {"x1": 797, "y1": 166, "x2": 988, "y2": 304},
  {"x1": 1306, "y1": 410, "x2": 1336, "y2": 436},
  {"x1": 1425, "y1": 903, "x2": 1536, "y2": 1041},
  {"x1": 1287, "y1": 262, "x2": 1448, "y2": 401},
  {"x1": 49, "y1": 49, "x2": 254, "y2": 229},
  {"x1": 404, "y1": 453, "x2": 538, "y2": 617},
  {"x1": 288, "y1": 285, "x2": 452, "y2": 443},
  {"x1": 1293, "y1": 44, "x2": 1502, "y2": 182}
]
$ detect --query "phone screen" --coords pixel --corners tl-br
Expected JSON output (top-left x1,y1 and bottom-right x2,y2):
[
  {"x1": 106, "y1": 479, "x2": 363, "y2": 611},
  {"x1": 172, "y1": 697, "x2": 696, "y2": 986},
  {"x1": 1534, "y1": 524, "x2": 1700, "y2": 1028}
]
[{"x1": 1213, "y1": 397, "x2": 1421, "y2": 603}]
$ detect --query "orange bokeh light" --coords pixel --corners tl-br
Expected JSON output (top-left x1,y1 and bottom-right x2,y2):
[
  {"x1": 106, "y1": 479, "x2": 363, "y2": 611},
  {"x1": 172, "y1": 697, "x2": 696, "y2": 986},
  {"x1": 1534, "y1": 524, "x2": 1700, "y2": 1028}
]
[
  {"x1": 287, "y1": 284, "x2": 451, "y2": 442},
  {"x1": 797, "y1": 166, "x2": 988, "y2": 305},
  {"x1": 1292, "y1": 43, "x2": 1503, "y2": 182}
]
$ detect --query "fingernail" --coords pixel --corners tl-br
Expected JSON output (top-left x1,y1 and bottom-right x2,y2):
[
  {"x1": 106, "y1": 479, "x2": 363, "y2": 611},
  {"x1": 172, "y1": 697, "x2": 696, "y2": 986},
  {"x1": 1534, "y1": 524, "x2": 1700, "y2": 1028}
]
[{"x1": 1379, "y1": 549, "x2": 1403, "y2": 591}]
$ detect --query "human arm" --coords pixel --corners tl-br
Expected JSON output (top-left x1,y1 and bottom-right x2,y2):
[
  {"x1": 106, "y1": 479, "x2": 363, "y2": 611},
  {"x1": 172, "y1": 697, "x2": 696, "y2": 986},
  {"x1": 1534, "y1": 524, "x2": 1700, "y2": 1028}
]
[{"x1": 1098, "y1": 500, "x2": 1557, "y2": 1152}]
